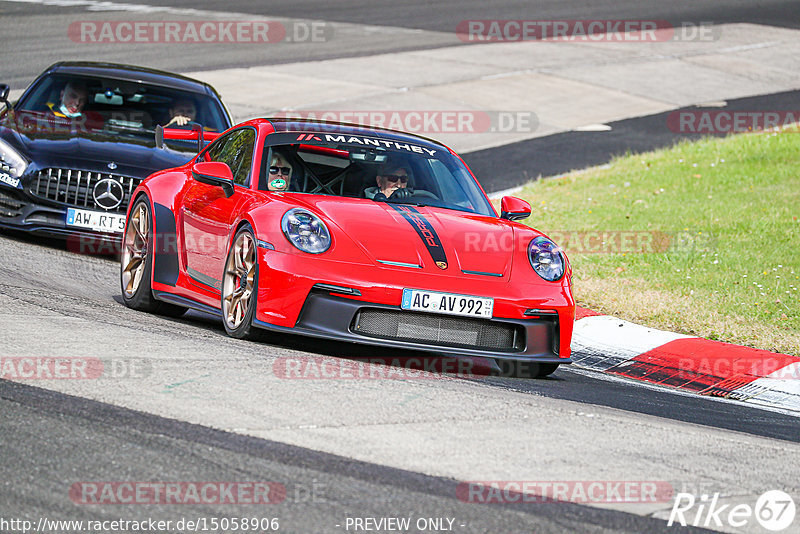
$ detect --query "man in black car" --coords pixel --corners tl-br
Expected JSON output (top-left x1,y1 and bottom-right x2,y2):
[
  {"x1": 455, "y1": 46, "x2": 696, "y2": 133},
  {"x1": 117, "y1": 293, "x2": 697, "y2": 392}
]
[
  {"x1": 165, "y1": 96, "x2": 197, "y2": 127},
  {"x1": 0, "y1": 61, "x2": 233, "y2": 245},
  {"x1": 47, "y1": 80, "x2": 89, "y2": 118}
]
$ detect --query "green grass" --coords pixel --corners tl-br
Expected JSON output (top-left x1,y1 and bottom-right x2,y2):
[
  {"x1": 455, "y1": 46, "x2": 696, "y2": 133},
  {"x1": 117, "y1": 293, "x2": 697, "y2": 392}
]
[{"x1": 514, "y1": 129, "x2": 800, "y2": 355}]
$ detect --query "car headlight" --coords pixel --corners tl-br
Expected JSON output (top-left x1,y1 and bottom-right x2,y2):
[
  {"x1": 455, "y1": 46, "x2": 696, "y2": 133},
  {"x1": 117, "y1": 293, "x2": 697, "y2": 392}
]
[
  {"x1": 0, "y1": 138, "x2": 28, "y2": 178},
  {"x1": 528, "y1": 236, "x2": 565, "y2": 281},
  {"x1": 281, "y1": 208, "x2": 331, "y2": 254}
]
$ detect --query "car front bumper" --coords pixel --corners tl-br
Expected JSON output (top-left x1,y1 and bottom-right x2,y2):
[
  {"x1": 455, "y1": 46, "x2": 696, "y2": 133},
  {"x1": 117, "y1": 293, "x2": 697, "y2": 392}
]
[
  {"x1": 252, "y1": 290, "x2": 569, "y2": 363},
  {"x1": 0, "y1": 187, "x2": 123, "y2": 250}
]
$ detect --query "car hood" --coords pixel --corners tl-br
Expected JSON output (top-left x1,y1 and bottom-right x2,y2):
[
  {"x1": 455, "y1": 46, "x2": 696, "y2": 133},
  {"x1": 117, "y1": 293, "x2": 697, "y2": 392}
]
[
  {"x1": 1, "y1": 116, "x2": 194, "y2": 179},
  {"x1": 290, "y1": 196, "x2": 533, "y2": 278}
]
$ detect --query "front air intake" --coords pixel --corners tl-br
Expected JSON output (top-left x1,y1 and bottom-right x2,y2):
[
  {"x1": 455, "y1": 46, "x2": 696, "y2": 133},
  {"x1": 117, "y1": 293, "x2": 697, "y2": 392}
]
[{"x1": 352, "y1": 309, "x2": 523, "y2": 351}]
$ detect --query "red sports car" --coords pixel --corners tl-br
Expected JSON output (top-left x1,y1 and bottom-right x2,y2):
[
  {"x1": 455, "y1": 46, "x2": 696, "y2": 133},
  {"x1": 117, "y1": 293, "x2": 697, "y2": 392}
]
[{"x1": 120, "y1": 119, "x2": 574, "y2": 377}]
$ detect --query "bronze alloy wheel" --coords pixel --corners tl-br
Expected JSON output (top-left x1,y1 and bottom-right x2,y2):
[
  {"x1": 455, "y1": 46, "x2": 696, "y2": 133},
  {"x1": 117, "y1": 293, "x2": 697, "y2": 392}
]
[
  {"x1": 121, "y1": 201, "x2": 149, "y2": 298},
  {"x1": 223, "y1": 229, "x2": 256, "y2": 331},
  {"x1": 119, "y1": 197, "x2": 185, "y2": 317}
]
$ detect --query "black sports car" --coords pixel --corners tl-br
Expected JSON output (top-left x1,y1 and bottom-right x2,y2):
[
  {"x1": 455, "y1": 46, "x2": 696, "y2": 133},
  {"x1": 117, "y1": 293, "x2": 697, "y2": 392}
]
[{"x1": 0, "y1": 61, "x2": 232, "y2": 247}]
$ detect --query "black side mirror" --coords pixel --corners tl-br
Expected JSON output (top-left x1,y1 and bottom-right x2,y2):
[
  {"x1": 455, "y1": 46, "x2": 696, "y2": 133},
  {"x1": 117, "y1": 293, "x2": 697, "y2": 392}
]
[
  {"x1": 191, "y1": 123, "x2": 205, "y2": 152},
  {"x1": 155, "y1": 125, "x2": 164, "y2": 149},
  {"x1": 0, "y1": 84, "x2": 11, "y2": 112}
]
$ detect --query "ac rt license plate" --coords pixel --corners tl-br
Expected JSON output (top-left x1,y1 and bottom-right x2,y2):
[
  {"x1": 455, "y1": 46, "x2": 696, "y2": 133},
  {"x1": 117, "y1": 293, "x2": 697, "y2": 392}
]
[
  {"x1": 401, "y1": 288, "x2": 493, "y2": 319},
  {"x1": 66, "y1": 208, "x2": 125, "y2": 234}
]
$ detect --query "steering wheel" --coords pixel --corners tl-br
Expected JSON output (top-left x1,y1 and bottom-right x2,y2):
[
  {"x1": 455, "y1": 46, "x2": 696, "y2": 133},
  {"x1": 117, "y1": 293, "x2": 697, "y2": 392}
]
[{"x1": 408, "y1": 189, "x2": 438, "y2": 199}]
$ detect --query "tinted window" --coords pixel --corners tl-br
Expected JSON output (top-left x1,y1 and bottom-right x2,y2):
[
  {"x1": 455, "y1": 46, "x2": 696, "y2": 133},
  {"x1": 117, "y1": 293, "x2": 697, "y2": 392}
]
[
  {"x1": 16, "y1": 73, "x2": 229, "y2": 138},
  {"x1": 260, "y1": 135, "x2": 494, "y2": 216},
  {"x1": 204, "y1": 128, "x2": 256, "y2": 187}
]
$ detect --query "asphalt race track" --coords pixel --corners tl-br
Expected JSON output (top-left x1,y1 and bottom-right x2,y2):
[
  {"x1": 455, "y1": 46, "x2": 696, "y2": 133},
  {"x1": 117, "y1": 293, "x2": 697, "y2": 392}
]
[
  {"x1": 466, "y1": 88, "x2": 800, "y2": 192},
  {"x1": 3, "y1": 0, "x2": 800, "y2": 87},
  {"x1": 1, "y1": 1, "x2": 799, "y2": 533},
  {"x1": 4, "y1": 233, "x2": 796, "y2": 533}
]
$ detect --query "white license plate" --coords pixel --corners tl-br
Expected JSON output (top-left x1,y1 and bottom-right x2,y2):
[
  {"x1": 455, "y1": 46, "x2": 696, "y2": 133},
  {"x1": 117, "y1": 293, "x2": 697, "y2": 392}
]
[
  {"x1": 401, "y1": 288, "x2": 493, "y2": 319},
  {"x1": 66, "y1": 208, "x2": 125, "y2": 234}
]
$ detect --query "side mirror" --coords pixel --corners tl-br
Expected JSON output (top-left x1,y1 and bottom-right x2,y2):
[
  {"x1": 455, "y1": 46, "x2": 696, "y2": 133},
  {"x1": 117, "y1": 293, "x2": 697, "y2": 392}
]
[
  {"x1": 191, "y1": 122, "x2": 205, "y2": 151},
  {"x1": 155, "y1": 124, "x2": 164, "y2": 149},
  {"x1": 192, "y1": 161, "x2": 235, "y2": 198},
  {"x1": 500, "y1": 196, "x2": 531, "y2": 221},
  {"x1": 0, "y1": 83, "x2": 12, "y2": 115}
]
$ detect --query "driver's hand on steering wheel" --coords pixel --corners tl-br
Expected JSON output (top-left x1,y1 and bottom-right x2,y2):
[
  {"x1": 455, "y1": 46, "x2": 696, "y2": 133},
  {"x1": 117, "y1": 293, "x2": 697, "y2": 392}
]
[
  {"x1": 390, "y1": 188, "x2": 414, "y2": 200},
  {"x1": 166, "y1": 115, "x2": 193, "y2": 127}
]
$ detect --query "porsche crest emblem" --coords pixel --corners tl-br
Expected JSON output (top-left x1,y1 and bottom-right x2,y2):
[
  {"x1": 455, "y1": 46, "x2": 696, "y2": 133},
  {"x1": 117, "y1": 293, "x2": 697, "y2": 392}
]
[{"x1": 436, "y1": 261, "x2": 448, "y2": 270}]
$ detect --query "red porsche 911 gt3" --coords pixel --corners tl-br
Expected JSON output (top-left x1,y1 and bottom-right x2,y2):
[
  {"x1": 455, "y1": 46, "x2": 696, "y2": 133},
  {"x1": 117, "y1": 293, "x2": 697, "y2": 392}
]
[{"x1": 120, "y1": 119, "x2": 574, "y2": 377}]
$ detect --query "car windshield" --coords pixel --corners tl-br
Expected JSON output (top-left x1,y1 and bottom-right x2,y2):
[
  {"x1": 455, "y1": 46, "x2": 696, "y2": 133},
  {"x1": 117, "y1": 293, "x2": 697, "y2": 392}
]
[
  {"x1": 13, "y1": 73, "x2": 228, "y2": 141},
  {"x1": 260, "y1": 134, "x2": 495, "y2": 216}
]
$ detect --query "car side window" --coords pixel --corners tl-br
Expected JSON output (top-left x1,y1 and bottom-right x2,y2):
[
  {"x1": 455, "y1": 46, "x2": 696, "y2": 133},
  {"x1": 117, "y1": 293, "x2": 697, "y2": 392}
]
[
  {"x1": 201, "y1": 133, "x2": 227, "y2": 163},
  {"x1": 202, "y1": 128, "x2": 256, "y2": 187}
]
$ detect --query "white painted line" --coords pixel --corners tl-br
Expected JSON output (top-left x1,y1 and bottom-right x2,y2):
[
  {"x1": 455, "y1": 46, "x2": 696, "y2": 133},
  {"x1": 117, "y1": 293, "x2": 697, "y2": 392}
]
[
  {"x1": 574, "y1": 124, "x2": 612, "y2": 132},
  {"x1": 729, "y1": 362, "x2": 800, "y2": 412},
  {"x1": 3, "y1": 0, "x2": 235, "y2": 16},
  {"x1": 695, "y1": 100, "x2": 728, "y2": 108},
  {"x1": 714, "y1": 41, "x2": 782, "y2": 54},
  {"x1": 4, "y1": 0, "x2": 436, "y2": 37},
  {"x1": 737, "y1": 380, "x2": 800, "y2": 412},
  {"x1": 565, "y1": 366, "x2": 800, "y2": 418},
  {"x1": 487, "y1": 166, "x2": 608, "y2": 197},
  {"x1": 487, "y1": 185, "x2": 524, "y2": 199}
]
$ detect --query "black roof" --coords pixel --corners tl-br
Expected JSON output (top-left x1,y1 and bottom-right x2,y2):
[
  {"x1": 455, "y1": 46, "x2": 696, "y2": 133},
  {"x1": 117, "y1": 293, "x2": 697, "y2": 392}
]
[
  {"x1": 45, "y1": 61, "x2": 218, "y2": 97},
  {"x1": 267, "y1": 118, "x2": 447, "y2": 149}
]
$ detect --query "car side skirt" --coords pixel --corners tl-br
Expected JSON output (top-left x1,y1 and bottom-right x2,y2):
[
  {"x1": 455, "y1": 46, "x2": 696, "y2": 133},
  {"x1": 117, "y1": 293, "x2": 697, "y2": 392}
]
[
  {"x1": 152, "y1": 290, "x2": 222, "y2": 317},
  {"x1": 152, "y1": 202, "x2": 179, "y2": 287}
]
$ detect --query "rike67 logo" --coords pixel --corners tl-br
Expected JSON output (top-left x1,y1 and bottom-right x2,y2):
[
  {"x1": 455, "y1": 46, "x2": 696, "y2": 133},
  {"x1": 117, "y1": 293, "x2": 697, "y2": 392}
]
[{"x1": 668, "y1": 490, "x2": 796, "y2": 531}]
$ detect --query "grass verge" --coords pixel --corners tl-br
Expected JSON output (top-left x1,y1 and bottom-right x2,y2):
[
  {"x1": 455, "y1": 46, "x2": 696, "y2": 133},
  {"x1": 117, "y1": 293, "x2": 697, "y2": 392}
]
[{"x1": 513, "y1": 128, "x2": 799, "y2": 356}]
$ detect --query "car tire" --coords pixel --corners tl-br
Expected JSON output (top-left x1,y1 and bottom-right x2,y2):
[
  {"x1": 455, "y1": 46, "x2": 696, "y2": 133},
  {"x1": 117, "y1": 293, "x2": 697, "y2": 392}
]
[
  {"x1": 495, "y1": 360, "x2": 560, "y2": 379},
  {"x1": 221, "y1": 224, "x2": 261, "y2": 340},
  {"x1": 120, "y1": 196, "x2": 186, "y2": 317}
]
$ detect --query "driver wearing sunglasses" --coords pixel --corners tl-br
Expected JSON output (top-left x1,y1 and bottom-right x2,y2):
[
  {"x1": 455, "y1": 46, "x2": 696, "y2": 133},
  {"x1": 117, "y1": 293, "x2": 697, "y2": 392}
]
[
  {"x1": 267, "y1": 153, "x2": 292, "y2": 191},
  {"x1": 366, "y1": 162, "x2": 414, "y2": 201}
]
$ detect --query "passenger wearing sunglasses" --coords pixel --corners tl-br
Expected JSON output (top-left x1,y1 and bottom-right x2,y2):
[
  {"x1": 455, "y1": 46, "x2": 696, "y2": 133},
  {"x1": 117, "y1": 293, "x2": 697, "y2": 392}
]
[
  {"x1": 365, "y1": 162, "x2": 414, "y2": 201},
  {"x1": 267, "y1": 153, "x2": 292, "y2": 191}
]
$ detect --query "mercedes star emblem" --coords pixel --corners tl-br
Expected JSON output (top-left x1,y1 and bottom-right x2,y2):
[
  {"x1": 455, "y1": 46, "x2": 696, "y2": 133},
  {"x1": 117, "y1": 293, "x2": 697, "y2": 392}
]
[{"x1": 93, "y1": 178, "x2": 124, "y2": 210}]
